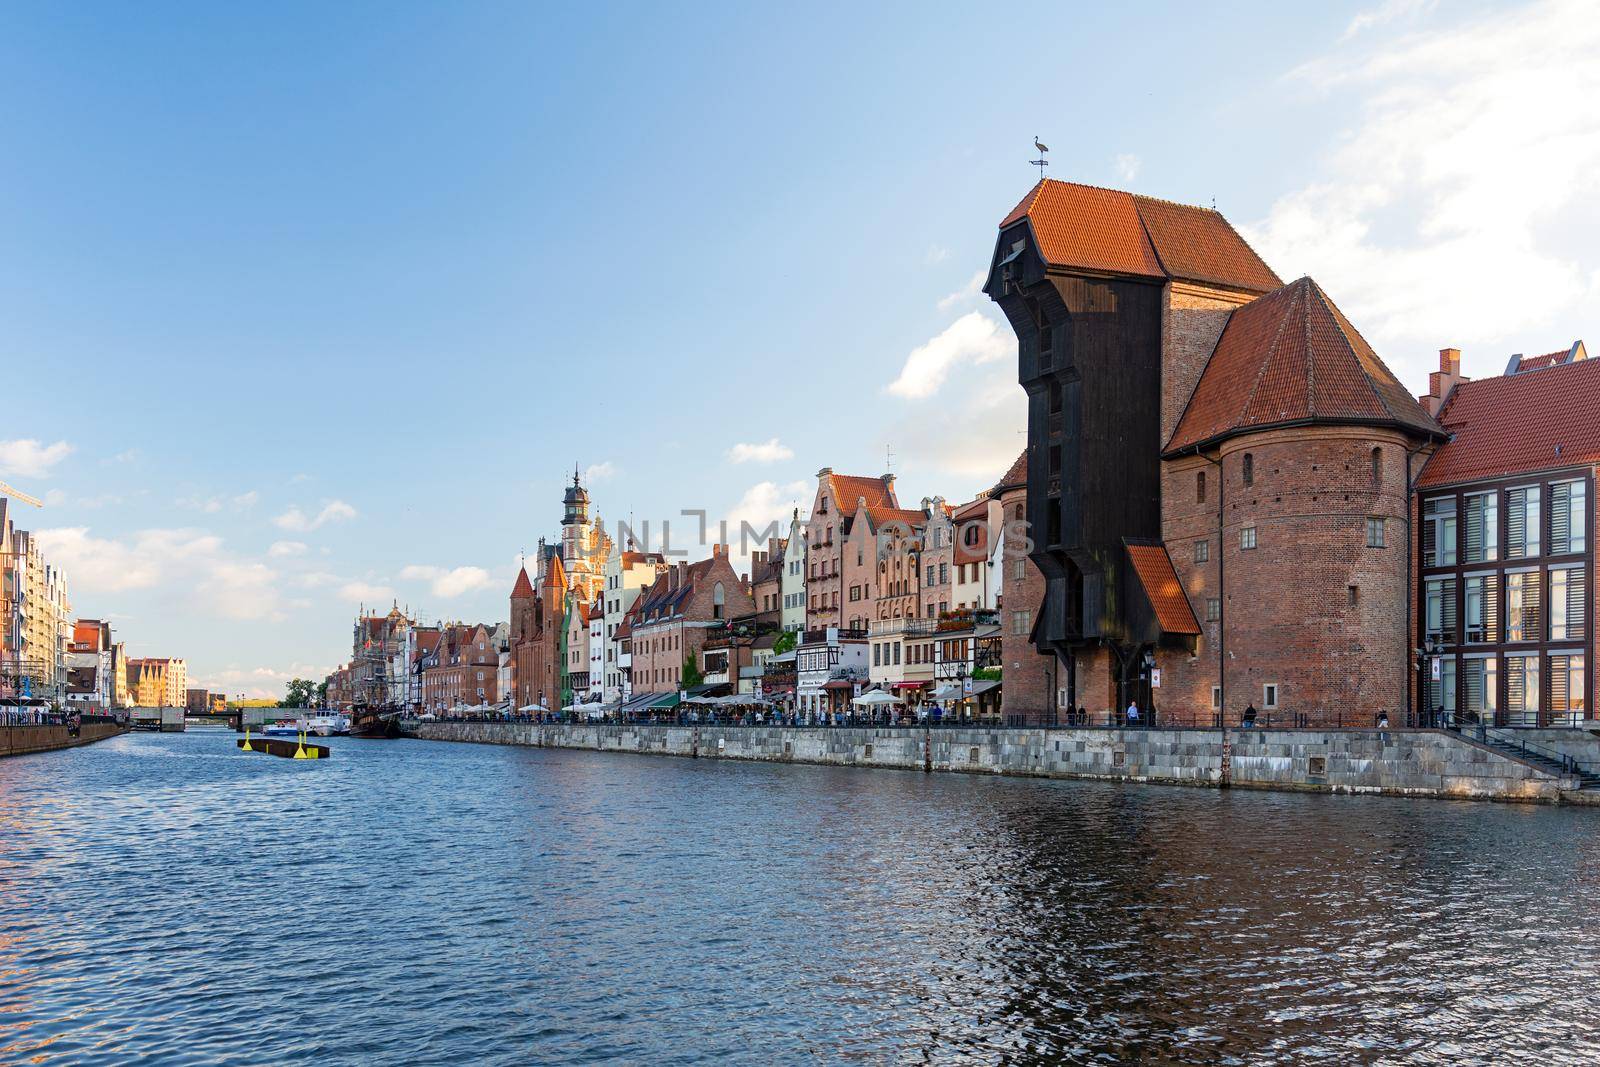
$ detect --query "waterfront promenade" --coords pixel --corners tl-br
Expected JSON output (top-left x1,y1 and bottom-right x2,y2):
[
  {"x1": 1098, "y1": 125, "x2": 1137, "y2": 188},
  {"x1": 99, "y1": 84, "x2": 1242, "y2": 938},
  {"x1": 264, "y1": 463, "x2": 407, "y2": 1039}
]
[
  {"x1": 408, "y1": 720, "x2": 1594, "y2": 804},
  {"x1": 0, "y1": 717, "x2": 128, "y2": 758}
]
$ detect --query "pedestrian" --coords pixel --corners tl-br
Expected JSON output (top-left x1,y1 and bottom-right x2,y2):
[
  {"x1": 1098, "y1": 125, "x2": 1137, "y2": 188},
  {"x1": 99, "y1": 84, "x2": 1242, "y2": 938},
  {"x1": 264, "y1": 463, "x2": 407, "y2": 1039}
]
[
  {"x1": 1126, "y1": 699, "x2": 1140, "y2": 728},
  {"x1": 1376, "y1": 710, "x2": 1389, "y2": 729},
  {"x1": 1075, "y1": 705, "x2": 1086, "y2": 727},
  {"x1": 1242, "y1": 703, "x2": 1257, "y2": 728}
]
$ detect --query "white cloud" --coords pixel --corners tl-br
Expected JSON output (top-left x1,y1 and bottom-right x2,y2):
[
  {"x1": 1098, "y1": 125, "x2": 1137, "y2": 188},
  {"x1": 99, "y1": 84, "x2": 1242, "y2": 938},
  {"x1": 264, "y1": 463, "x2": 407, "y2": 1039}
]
[
  {"x1": 885, "y1": 311, "x2": 1010, "y2": 399},
  {"x1": 879, "y1": 360, "x2": 1026, "y2": 495},
  {"x1": 1249, "y1": 0, "x2": 1600, "y2": 387},
  {"x1": 0, "y1": 438, "x2": 72, "y2": 479},
  {"x1": 268, "y1": 540, "x2": 308, "y2": 558},
  {"x1": 936, "y1": 269, "x2": 987, "y2": 312},
  {"x1": 338, "y1": 580, "x2": 394, "y2": 604},
  {"x1": 233, "y1": 491, "x2": 259, "y2": 510},
  {"x1": 722, "y1": 480, "x2": 810, "y2": 560},
  {"x1": 924, "y1": 244, "x2": 951, "y2": 265},
  {"x1": 726, "y1": 438, "x2": 794, "y2": 465},
  {"x1": 296, "y1": 571, "x2": 340, "y2": 589},
  {"x1": 1341, "y1": 0, "x2": 1435, "y2": 41},
  {"x1": 33, "y1": 526, "x2": 284, "y2": 620},
  {"x1": 399, "y1": 564, "x2": 493, "y2": 598},
  {"x1": 289, "y1": 472, "x2": 312, "y2": 484},
  {"x1": 583, "y1": 461, "x2": 617, "y2": 482},
  {"x1": 1114, "y1": 153, "x2": 1142, "y2": 182},
  {"x1": 273, "y1": 499, "x2": 357, "y2": 532}
]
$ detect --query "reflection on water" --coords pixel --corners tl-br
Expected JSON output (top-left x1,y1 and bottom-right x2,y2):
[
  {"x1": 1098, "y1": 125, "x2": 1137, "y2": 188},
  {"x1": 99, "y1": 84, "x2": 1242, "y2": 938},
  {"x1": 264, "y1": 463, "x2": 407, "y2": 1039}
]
[{"x1": 0, "y1": 729, "x2": 1596, "y2": 1064}]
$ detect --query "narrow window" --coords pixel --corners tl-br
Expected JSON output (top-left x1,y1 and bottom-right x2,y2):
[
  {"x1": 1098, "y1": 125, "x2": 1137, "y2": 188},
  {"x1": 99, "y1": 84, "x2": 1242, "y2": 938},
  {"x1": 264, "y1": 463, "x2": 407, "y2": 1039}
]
[
  {"x1": 1348, "y1": 584, "x2": 1359, "y2": 607},
  {"x1": 1206, "y1": 598, "x2": 1221, "y2": 622},
  {"x1": 1370, "y1": 446, "x2": 1383, "y2": 486},
  {"x1": 1366, "y1": 517, "x2": 1386, "y2": 548},
  {"x1": 1263, "y1": 684, "x2": 1279, "y2": 710},
  {"x1": 1241, "y1": 526, "x2": 1257, "y2": 550},
  {"x1": 1197, "y1": 470, "x2": 1207, "y2": 503},
  {"x1": 1194, "y1": 540, "x2": 1209, "y2": 564},
  {"x1": 1242, "y1": 453, "x2": 1254, "y2": 487}
]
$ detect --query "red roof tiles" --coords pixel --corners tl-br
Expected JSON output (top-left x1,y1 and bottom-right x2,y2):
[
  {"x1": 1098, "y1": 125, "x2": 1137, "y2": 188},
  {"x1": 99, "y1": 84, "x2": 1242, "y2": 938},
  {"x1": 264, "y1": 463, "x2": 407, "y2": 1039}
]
[
  {"x1": 1125, "y1": 542, "x2": 1200, "y2": 635},
  {"x1": 1166, "y1": 277, "x2": 1442, "y2": 454},
  {"x1": 1418, "y1": 356, "x2": 1600, "y2": 487},
  {"x1": 511, "y1": 566, "x2": 534, "y2": 598},
  {"x1": 990, "y1": 450, "x2": 1027, "y2": 496},
  {"x1": 825, "y1": 473, "x2": 897, "y2": 513},
  {"x1": 999, "y1": 180, "x2": 1282, "y2": 294}
]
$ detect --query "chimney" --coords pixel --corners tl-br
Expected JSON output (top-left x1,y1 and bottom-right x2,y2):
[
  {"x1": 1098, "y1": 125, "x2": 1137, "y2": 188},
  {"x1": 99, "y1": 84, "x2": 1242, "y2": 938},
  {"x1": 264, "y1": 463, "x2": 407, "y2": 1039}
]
[
  {"x1": 1423, "y1": 346, "x2": 1468, "y2": 417},
  {"x1": 711, "y1": 543, "x2": 725, "y2": 559}
]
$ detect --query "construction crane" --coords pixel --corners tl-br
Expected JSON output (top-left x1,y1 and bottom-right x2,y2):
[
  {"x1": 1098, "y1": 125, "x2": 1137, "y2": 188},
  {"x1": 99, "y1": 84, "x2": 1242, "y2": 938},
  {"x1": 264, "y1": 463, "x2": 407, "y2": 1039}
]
[{"x1": 0, "y1": 480, "x2": 42, "y2": 507}]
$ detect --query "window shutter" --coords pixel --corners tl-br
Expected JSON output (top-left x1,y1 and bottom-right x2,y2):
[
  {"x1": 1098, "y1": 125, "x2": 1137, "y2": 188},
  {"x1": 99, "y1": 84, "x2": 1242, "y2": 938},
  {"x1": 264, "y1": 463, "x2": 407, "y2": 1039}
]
[
  {"x1": 1464, "y1": 662, "x2": 1485, "y2": 715},
  {"x1": 1552, "y1": 483, "x2": 1572, "y2": 555},
  {"x1": 1465, "y1": 500, "x2": 1483, "y2": 561},
  {"x1": 1484, "y1": 575, "x2": 1500, "y2": 643},
  {"x1": 1422, "y1": 515, "x2": 1437, "y2": 565},
  {"x1": 1569, "y1": 568, "x2": 1587, "y2": 639},
  {"x1": 1442, "y1": 577, "x2": 1458, "y2": 638},
  {"x1": 1508, "y1": 489, "x2": 1527, "y2": 557},
  {"x1": 1526, "y1": 576, "x2": 1542, "y2": 639},
  {"x1": 1553, "y1": 656, "x2": 1571, "y2": 713}
]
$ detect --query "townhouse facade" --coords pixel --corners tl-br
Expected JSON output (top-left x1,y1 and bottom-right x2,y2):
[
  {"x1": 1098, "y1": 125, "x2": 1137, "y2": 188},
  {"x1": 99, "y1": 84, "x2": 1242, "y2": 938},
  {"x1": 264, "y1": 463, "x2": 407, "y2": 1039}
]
[{"x1": 1413, "y1": 344, "x2": 1598, "y2": 726}]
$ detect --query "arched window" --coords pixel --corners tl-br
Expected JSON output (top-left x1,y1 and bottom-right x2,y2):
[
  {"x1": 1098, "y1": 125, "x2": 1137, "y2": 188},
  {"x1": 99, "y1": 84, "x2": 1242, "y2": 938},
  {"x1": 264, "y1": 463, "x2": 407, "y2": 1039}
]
[
  {"x1": 1013, "y1": 504, "x2": 1023, "y2": 521},
  {"x1": 1242, "y1": 453, "x2": 1254, "y2": 487},
  {"x1": 713, "y1": 582, "x2": 725, "y2": 620},
  {"x1": 963, "y1": 524, "x2": 980, "y2": 547},
  {"x1": 1197, "y1": 470, "x2": 1207, "y2": 503},
  {"x1": 1371, "y1": 446, "x2": 1383, "y2": 486}
]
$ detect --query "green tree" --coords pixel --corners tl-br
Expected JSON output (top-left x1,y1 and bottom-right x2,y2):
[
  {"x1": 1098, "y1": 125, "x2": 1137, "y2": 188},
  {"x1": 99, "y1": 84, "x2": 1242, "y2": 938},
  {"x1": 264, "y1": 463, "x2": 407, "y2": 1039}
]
[
  {"x1": 772, "y1": 629, "x2": 797, "y2": 655},
  {"x1": 681, "y1": 653, "x2": 703, "y2": 690},
  {"x1": 281, "y1": 678, "x2": 317, "y2": 708},
  {"x1": 315, "y1": 681, "x2": 329, "y2": 706}
]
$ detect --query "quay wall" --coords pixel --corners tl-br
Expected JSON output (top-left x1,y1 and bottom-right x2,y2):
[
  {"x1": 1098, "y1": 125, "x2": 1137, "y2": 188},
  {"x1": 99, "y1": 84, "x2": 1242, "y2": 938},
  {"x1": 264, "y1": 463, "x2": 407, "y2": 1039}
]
[
  {"x1": 0, "y1": 721, "x2": 129, "y2": 759},
  {"x1": 410, "y1": 722, "x2": 1577, "y2": 804}
]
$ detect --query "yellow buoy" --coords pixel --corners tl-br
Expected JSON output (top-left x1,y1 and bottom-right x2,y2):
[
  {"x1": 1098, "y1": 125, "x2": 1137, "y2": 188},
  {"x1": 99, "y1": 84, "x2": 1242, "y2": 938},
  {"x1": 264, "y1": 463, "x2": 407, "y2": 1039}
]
[
  {"x1": 293, "y1": 728, "x2": 308, "y2": 759},
  {"x1": 241, "y1": 725, "x2": 253, "y2": 752}
]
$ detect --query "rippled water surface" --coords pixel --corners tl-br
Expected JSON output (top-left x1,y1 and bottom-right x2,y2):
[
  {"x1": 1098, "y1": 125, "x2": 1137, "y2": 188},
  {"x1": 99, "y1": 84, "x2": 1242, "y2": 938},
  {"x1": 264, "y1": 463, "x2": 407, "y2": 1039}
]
[{"x1": 3, "y1": 730, "x2": 1600, "y2": 1064}]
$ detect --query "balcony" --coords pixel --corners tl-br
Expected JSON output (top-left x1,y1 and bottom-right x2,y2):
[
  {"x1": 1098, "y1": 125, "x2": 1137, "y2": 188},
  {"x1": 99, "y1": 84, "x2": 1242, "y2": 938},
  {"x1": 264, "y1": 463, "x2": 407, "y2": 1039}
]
[{"x1": 869, "y1": 617, "x2": 937, "y2": 637}]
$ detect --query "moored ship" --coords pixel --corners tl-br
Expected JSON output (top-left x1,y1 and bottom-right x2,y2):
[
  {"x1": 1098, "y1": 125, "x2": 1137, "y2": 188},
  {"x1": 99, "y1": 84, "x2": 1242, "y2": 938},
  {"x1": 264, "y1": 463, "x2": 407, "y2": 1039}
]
[{"x1": 349, "y1": 702, "x2": 400, "y2": 739}]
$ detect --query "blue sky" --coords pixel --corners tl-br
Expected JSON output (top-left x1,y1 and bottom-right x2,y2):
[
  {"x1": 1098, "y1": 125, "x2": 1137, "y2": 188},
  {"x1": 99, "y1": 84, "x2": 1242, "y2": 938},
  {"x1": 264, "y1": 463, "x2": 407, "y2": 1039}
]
[{"x1": 4, "y1": 0, "x2": 1597, "y2": 697}]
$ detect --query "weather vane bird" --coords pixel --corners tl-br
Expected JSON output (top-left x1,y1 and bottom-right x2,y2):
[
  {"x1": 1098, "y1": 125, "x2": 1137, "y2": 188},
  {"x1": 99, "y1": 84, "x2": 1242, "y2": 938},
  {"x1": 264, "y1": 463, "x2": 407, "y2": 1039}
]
[{"x1": 1032, "y1": 136, "x2": 1049, "y2": 177}]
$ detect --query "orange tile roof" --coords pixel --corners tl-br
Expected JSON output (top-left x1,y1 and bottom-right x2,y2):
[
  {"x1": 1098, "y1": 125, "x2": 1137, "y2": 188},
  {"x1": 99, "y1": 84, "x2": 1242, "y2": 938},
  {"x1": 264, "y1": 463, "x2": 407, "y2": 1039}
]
[
  {"x1": 1165, "y1": 277, "x2": 1442, "y2": 454},
  {"x1": 511, "y1": 566, "x2": 534, "y2": 598},
  {"x1": 825, "y1": 473, "x2": 897, "y2": 513},
  {"x1": 1125, "y1": 542, "x2": 1200, "y2": 635},
  {"x1": 999, "y1": 180, "x2": 1282, "y2": 294},
  {"x1": 1417, "y1": 356, "x2": 1600, "y2": 487}
]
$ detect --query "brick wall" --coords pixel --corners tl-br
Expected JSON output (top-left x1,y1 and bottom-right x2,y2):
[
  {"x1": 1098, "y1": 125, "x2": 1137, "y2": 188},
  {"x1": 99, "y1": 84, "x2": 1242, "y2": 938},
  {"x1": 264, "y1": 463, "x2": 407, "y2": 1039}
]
[
  {"x1": 1219, "y1": 426, "x2": 1411, "y2": 725},
  {"x1": 1160, "y1": 282, "x2": 1252, "y2": 446},
  {"x1": 998, "y1": 483, "x2": 1053, "y2": 718}
]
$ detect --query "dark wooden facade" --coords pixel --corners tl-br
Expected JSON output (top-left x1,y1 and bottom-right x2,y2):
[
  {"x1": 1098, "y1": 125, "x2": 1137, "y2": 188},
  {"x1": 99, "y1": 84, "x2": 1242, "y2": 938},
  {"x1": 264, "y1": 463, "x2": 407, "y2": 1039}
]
[{"x1": 986, "y1": 221, "x2": 1166, "y2": 686}]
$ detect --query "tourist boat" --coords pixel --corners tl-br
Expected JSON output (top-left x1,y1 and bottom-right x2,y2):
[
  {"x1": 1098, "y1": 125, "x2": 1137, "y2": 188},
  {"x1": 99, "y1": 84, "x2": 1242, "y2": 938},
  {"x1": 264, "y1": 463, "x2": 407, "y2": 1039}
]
[
  {"x1": 306, "y1": 713, "x2": 350, "y2": 737},
  {"x1": 261, "y1": 719, "x2": 305, "y2": 737}
]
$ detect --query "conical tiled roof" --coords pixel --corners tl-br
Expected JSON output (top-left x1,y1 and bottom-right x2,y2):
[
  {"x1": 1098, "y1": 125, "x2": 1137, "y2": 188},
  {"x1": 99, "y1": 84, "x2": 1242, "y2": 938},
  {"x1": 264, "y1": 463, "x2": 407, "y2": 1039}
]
[
  {"x1": 511, "y1": 566, "x2": 534, "y2": 598},
  {"x1": 1165, "y1": 277, "x2": 1443, "y2": 454}
]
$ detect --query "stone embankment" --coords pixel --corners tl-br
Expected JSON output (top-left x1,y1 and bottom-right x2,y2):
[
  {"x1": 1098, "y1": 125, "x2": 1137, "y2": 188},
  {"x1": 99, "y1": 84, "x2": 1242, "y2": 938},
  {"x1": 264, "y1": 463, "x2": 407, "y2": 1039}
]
[
  {"x1": 0, "y1": 721, "x2": 129, "y2": 758},
  {"x1": 409, "y1": 721, "x2": 1595, "y2": 804}
]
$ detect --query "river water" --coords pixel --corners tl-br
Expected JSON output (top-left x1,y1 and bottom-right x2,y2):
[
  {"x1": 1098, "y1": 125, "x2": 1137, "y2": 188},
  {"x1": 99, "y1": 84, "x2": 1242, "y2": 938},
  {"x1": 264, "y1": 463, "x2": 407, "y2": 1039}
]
[{"x1": 1, "y1": 729, "x2": 1598, "y2": 1065}]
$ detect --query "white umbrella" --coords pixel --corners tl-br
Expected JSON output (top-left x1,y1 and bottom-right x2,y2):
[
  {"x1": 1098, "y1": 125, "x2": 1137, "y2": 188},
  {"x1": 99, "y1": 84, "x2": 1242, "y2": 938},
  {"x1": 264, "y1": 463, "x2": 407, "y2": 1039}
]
[
  {"x1": 519, "y1": 703, "x2": 548, "y2": 713},
  {"x1": 851, "y1": 690, "x2": 899, "y2": 707}
]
